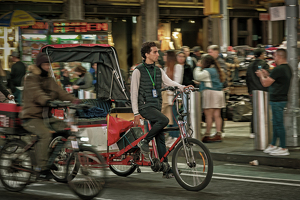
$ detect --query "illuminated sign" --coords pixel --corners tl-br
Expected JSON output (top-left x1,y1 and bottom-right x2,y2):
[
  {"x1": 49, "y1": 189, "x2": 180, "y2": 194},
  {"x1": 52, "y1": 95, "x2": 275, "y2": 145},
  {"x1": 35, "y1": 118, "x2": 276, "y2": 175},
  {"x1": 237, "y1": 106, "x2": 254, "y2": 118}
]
[
  {"x1": 52, "y1": 22, "x2": 109, "y2": 33},
  {"x1": 21, "y1": 21, "x2": 49, "y2": 30}
]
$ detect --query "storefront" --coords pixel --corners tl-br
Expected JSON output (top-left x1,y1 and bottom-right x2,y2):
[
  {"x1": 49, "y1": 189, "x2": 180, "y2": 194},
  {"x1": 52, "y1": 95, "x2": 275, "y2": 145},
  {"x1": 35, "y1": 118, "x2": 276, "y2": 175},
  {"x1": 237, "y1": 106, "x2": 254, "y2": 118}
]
[
  {"x1": 20, "y1": 21, "x2": 49, "y2": 66},
  {"x1": 0, "y1": 27, "x2": 19, "y2": 70},
  {"x1": 50, "y1": 20, "x2": 113, "y2": 45}
]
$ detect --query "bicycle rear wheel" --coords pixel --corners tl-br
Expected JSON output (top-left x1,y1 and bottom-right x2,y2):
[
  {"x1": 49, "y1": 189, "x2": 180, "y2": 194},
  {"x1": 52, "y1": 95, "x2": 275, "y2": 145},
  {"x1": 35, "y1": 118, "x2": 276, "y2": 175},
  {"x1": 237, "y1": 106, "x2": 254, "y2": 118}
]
[
  {"x1": 0, "y1": 140, "x2": 33, "y2": 192},
  {"x1": 67, "y1": 145, "x2": 106, "y2": 200},
  {"x1": 49, "y1": 136, "x2": 78, "y2": 183},
  {"x1": 172, "y1": 138, "x2": 213, "y2": 191}
]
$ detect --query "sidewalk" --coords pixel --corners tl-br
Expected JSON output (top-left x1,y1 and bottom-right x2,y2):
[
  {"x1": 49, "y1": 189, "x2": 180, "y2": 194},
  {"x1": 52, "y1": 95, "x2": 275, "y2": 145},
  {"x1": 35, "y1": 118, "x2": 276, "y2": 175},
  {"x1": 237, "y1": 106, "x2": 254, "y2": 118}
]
[{"x1": 206, "y1": 121, "x2": 300, "y2": 169}]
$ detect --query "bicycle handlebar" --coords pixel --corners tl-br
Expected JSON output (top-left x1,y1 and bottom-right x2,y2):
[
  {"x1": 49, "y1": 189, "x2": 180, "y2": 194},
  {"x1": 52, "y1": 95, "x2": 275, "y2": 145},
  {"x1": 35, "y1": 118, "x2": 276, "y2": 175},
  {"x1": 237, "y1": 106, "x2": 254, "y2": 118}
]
[
  {"x1": 161, "y1": 86, "x2": 179, "y2": 92},
  {"x1": 161, "y1": 86, "x2": 199, "y2": 93}
]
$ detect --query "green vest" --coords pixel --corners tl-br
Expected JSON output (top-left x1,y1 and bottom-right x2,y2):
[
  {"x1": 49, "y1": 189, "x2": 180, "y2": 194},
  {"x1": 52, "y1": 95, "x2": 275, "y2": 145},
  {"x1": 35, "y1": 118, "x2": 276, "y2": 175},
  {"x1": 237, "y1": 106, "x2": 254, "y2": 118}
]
[{"x1": 136, "y1": 62, "x2": 162, "y2": 111}]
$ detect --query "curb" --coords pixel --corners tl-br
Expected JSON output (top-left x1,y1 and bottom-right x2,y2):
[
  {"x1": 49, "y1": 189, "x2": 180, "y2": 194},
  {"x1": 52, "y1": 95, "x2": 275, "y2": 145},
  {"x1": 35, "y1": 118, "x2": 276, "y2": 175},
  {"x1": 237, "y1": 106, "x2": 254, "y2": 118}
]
[{"x1": 211, "y1": 152, "x2": 300, "y2": 169}]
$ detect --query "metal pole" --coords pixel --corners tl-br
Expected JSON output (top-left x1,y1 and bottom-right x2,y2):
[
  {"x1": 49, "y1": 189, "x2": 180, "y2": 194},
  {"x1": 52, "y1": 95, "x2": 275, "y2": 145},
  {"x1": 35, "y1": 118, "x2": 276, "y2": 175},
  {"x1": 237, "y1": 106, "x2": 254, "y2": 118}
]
[
  {"x1": 285, "y1": 0, "x2": 299, "y2": 147},
  {"x1": 220, "y1": 0, "x2": 229, "y2": 53}
]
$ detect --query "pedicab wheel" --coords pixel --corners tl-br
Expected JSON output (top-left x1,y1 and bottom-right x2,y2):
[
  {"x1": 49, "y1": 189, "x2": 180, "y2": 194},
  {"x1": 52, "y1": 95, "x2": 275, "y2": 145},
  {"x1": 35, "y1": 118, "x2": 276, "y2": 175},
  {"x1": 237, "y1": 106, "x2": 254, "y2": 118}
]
[
  {"x1": 109, "y1": 165, "x2": 137, "y2": 177},
  {"x1": 0, "y1": 140, "x2": 33, "y2": 192},
  {"x1": 67, "y1": 145, "x2": 106, "y2": 200},
  {"x1": 172, "y1": 138, "x2": 213, "y2": 191},
  {"x1": 49, "y1": 136, "x2": 79, "y2": 183}
]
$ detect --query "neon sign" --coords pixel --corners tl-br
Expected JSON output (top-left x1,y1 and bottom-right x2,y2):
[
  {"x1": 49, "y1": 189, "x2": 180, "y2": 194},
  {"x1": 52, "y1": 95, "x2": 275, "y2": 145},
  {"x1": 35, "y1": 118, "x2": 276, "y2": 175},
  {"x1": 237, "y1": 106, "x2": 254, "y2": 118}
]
[
  {"x1": 21, "y1": 22, "x2": 49, "y2": 30},
  {"x1": 52, "y1": 22, "x2": 109, "y2": 33}
]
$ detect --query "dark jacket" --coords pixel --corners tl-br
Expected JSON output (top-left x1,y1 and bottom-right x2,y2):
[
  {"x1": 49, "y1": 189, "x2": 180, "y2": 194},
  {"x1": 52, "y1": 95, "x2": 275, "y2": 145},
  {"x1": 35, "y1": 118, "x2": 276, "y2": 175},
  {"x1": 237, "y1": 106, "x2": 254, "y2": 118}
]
[
  {"x1": 182, "y1": 64, "x2": 195, "y2": 86},
  {"x1": 246, "y1": 58, "x2": 269, "y2": 95},
  {"x1": 21, "y1": 65, "x2": 76, "y2": 119},
  {"x1": 10, "y1": 61, "x2": 26, "y2": 93}
]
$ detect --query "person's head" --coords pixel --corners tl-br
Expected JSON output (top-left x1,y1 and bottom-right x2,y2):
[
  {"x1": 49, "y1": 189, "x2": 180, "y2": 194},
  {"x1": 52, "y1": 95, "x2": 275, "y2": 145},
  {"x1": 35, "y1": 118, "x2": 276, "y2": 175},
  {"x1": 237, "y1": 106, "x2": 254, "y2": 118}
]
[
  {"x1": 36, "y1": 53, "x2": 51, "y2": 77},
  {"x1": 181, "y1": 46, "x2": 190, "y2": 57},
  {"x1": 10, "y1": 51, "x2": 20, "y2": 62},
  {"x1": 141, "y1": 42, "x2": 159, "y2": 63},
  {"x1": 154, "y1": 41, "x2": 161, "y2": 50},
  {"x1": 74, "y1": 65, "x2": 87, "y2": 77},
  {"x1": 207, "y1": 45, "x2": 220, "y2": 59},
  {"x1": 253, "y1": 48, "x2": 265, "y2": 59},
  {"x1": 201, "y1": 54, "x2": 225, "y2": 82},
  {"x1": 274, "y1": 49, "x2": 287, "y2": 65},
  {"x1": 192, "y1": 46, "x2": 202, "y2": 57},
  {"x1": 92, "y1": 63, "x2": 97, "y2": 70},
  {"x1": 176, "y1": 51, "x2": 186, "y2": 65}
]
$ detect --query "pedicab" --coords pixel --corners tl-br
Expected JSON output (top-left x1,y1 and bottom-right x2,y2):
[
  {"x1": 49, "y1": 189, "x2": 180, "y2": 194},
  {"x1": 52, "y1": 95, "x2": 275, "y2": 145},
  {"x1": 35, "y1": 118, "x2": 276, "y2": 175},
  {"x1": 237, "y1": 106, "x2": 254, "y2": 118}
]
[{"x1": 40, "y1": 44, "x2": 213, "y2": 191}]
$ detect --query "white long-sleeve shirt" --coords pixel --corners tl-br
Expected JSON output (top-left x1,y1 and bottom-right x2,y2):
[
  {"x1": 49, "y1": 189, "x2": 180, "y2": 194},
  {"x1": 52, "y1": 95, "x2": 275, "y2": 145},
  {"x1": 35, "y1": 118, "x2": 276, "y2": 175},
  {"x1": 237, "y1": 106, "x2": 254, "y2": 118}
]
[
  {"x1": 193, "y1": 67, "x2": 212, "y2": 88},
  {"x1": 131, "y1": 68, "x2": 185, "y2": 115}
]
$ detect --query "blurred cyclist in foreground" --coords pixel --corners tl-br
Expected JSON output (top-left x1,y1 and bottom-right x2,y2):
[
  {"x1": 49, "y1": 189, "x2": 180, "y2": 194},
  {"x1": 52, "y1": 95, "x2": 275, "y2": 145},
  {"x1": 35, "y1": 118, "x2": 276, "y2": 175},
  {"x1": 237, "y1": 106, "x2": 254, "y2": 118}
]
[{"x1": 20, "y1": 53, "x2": 78, "y2": 176}]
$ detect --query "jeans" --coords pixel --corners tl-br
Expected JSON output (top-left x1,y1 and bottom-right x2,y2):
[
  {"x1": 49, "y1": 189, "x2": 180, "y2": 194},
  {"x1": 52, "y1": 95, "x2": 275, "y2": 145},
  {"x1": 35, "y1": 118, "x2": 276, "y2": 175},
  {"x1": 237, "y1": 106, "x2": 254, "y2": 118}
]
[
  {"x1": 139, "y1": 106, "x2": 169, "y2": 162},
  {"x1": 270, "y1": 101, "x2": 287, "y2": 148}
]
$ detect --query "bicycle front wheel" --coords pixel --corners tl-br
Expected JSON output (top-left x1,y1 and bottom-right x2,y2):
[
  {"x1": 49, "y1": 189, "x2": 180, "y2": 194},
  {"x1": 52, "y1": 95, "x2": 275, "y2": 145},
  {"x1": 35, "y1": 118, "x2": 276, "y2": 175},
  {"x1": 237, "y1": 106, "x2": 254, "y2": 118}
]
[
  {"x1": 0, "y1": 140, "x2": 33, "y2": 192},
  {"x1": 49, "y1": 136, "x2": 78, "y2": 183},
  {"x1": 172, "y1": 138, "x2": 213, "y2": 191},
  {"x1": 67, "y1": 145, "x2": 106, "y2": 200}
]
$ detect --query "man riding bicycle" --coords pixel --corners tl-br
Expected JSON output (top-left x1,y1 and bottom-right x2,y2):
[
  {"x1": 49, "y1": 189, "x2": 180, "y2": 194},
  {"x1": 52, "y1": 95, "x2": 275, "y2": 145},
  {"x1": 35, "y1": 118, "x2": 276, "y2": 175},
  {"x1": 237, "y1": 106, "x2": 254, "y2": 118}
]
[
  {"x1": 20, "y1": 53, "x2": 77, "y2": 175},
  {"x1": 131, "y1": 42, "x2": 193, "y2": 178}
]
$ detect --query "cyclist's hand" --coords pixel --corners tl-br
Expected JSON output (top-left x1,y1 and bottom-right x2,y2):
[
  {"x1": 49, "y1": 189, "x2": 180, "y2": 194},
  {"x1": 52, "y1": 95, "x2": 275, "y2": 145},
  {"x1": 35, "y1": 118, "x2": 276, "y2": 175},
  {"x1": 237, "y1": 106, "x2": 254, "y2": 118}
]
[
  {"x1": 185, "y1": 85, "x2": 194, "y2": 89},
  {"x1": 134, "y1": 114, "x2": 144, "y2": 127},
  {"x1": 7, "y1": 94, "x2": 14, "y2": 100}
]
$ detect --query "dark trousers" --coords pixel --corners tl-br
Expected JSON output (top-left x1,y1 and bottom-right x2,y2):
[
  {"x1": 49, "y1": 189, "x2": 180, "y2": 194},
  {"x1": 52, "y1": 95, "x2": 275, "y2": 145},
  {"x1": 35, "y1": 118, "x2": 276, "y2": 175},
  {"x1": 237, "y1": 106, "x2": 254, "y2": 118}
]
[{"x1": 139, "y1": 106, "x2": 169, "y2": 162}]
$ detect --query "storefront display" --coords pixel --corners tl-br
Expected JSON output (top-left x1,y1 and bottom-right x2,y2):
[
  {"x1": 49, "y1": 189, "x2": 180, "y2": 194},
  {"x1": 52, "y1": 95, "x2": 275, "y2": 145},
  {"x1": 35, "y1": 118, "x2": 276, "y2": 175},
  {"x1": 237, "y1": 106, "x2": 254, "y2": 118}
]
[
  {"x1": 20, "y1": 21, "x2": 49, "y2": 65},
  {"x1": 50, "y1": 21, "x2": 113, "y2": 45},
  {"x1": 0, "y1": 27, "x2": 19, "y2": 69}
]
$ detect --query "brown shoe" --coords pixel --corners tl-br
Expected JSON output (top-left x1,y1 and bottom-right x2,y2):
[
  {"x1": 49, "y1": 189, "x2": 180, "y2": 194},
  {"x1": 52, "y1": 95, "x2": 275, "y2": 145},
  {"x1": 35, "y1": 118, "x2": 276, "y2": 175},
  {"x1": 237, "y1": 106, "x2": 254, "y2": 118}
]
[{"x1": 202, "y1": 132, "x2": 222, "y2": 143}]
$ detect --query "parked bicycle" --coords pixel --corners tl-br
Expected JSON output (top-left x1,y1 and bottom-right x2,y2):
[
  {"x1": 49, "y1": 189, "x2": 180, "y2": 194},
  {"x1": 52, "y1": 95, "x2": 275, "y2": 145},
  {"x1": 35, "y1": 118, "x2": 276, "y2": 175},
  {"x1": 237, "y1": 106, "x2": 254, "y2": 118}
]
[{"x1": 0, "y1": 101, "x2": 106, "y2": 200}]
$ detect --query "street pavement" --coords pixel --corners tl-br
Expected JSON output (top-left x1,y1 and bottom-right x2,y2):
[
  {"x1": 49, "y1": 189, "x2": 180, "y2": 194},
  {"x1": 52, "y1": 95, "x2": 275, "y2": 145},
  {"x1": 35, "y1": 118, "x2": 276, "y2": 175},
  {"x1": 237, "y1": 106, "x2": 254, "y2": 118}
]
[
  {"x1": 1, "y1": 161, "x2": 300, "y2": 200},
  {"x1": 206, "y1": 121, "x2": 300, "y2": 169}
]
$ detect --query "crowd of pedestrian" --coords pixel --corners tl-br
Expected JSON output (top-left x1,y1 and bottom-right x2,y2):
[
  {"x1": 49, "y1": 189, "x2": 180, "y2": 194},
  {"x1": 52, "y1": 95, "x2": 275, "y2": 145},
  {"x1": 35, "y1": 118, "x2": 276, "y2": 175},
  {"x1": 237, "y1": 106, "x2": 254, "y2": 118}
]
[{"x1": 154, "y1": 42, "x2": 292, "y2": 156}]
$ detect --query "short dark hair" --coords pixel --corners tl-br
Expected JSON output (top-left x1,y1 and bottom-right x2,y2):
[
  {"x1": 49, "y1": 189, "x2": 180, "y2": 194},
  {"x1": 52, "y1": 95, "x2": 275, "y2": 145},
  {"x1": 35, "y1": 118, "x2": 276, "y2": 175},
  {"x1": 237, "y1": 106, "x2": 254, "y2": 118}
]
[
  {"x1": 276, "y1": 48, "x2": 287, "y2": 59},
  {"x1": 181, "y1": 46, "x2": 190, "y2": 51},
  {"x1": 253, "y1": 48, "x2": 265, "y2": 58},
  {"x1": 207, "y1": 45, "x2": 219, "y2": 51},
  {"x1": 141, "y1": 42, "x2": 156, "y2": 60}
]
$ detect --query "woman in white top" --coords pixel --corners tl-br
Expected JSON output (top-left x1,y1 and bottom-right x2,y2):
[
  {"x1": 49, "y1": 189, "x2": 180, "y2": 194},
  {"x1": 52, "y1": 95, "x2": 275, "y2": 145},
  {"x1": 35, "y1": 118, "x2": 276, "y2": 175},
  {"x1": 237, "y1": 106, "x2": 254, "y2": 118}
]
[
  {"x1": 162, "y1": 50, "x2": 183, "y2": 145},
  {"x1": 194, "y1": 54, "x2": 225, "y2": 143}
]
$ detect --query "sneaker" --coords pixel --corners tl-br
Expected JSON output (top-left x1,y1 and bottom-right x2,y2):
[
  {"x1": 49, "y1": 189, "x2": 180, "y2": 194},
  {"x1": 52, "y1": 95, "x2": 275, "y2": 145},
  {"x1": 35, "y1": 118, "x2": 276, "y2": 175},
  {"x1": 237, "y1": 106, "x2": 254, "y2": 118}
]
[
  {"x1": 249, "y1": 133, "x2": 255, "y2": 139},
  {"x1": 162, "y1": 168, "x2": 182, "y2": 179},
  {"x1": 263, "y1": 145, "x2": 277, "y2": 153},
  {"x1": 270, "y1": 148, "x2": 290, "y2": 156},
  {"x1": 162, "y1": 168, "x2": 174, "y2": 179},
  {"x1": 137, "y1": 139, "x2": 150, "y2": 154}
]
